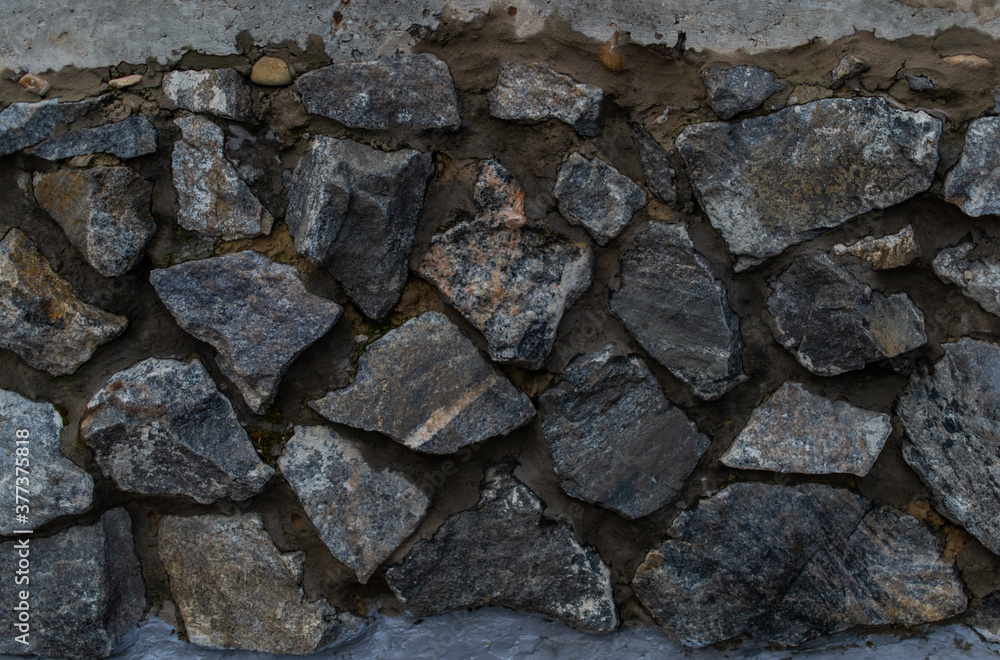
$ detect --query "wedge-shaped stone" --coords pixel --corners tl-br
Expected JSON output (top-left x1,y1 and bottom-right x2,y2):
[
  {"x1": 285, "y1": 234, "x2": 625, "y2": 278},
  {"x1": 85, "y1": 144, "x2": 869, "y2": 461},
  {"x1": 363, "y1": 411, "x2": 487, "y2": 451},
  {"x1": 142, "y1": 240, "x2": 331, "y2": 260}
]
[
  {"x1": 32, "y1": 115, "x2": 158, "y2": 160},
  {"x1": 554, "y1": 153, "x2": 645, "y2": 246},
  {"x1": 487, "y1": 61, "x2": 602, "y2": 136},
  {"x1": 701, "y1": 65, "x2": 781, "y2": 120},
  {"x1": 945, "y1": 116, "x2": 1000, "y2": 217},
  {"x1": 631, "y1": 122, "x2": 678, "y2": 205},
  {"x1": 832, "y1": 224, "x2": 920, "y2": 270},
  {"x1": 0, "y1": 98, "x2": 94, "y2": 156},
  {"x1": 933, "y1": 236, "x2": 1000, "y2": 318},
  {"x1": 162, "y1": 68, "x2": 253, "y2": 122}
]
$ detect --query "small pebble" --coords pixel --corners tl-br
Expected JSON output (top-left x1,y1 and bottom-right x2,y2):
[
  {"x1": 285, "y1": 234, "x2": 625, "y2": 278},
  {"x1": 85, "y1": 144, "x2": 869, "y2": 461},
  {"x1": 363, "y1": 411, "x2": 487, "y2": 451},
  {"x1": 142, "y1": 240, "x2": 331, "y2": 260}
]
[
  {"x1": 18, "y1": 73, "x2": 51, "y2": 96},
  {"x1": 830, "y1": 54, "x2": 869, "y2": 88},
  {"x1": 251, "y1": 57, "x2": 293, "y2": 86},
  {"x1": 943, "y1": 54, "x2": 993, "y2": 68},
  {"x1": 109, "y1": 74, "x2": 143, "y2": 89},
  {"x1": 68, "y1": 154, "x2": 95, "y2": 168},
  {"x1": 598, "y1": 40, "x2": 624, "y2": 72}
]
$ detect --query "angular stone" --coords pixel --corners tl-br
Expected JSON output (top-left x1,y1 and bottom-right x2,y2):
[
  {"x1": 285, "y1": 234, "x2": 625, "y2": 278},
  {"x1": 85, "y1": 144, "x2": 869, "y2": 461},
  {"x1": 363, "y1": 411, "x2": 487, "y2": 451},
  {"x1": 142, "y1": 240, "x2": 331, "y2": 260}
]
[
  {"x1": 968, "y1": 593, "x2": 1000, "y2": 643},
  {"x1": 898, "y1": 338, "x2": 1000, "y2": 554},
  {"x1": 80, "y1": 358, "x2": 274, "y2": 503},
  {"x1": 768, "y1": 252, "x2": 926, "y2": 375},
  {"x1": 631, "y1": 122, "x2": 678, "y2": 205},
  {"x1": 386, "y1": 466, "x2": 618, "y2": 633},
  {"x1": 0, "y1": 228, "x2": 127, "y2": 376},
  {"x1": 251, "y1": 56, "x2": 292, "y2": 86},
  {"x1": 33, "y1": 166, "x2": 157, "y2": 277},
  {"x1": 0, "y1": 389, "x2": 92, "y2": 535},
  {"x1": 832, "y1": 224, "x2": 920, "y2": 270},
  {"x1": 285, "y1": 136, "x2": 434, "y2": 319},
  {"x1": 487, "y1": 61, "x2": 603, "y2": 136},
  {"x1": 0, "y1": 508, "x2": 145, "y2": 660},
  {"x1": 0, "y1": 98, "x2": 93, "y2": 156},
  {"x1": 722, "y1": 382, "x2": 891, "y2": 476},
  {"x1": 296, "y1": 54, "x2": 460, "y2": 131},
  {"x1": 158, "y1": 512, "x2": 361, "y2": 654},
  {"x1": 907, "y1": 74, "x2": 935, "y2": 91},
  {"x1": 701, "y1": 65, "x2": 781, "y2": 120},
  {"x1": 540, "y1": 346, "x2": 709, "y2": 519},
  {"x1": 149, "y1": 251, "x2": 342, "y2": 413},
  {"x1": 32, "y1": 115, "x2": 158, "y2": 160},
  {"x1": 678, "y1": 97, "x2": 941, "y2": 266},
  {"x1": 554, "y1": 153, "x2": 646, "y2": 246},
  {"x1": 172, "y1": 115, "x2": 273, "y2": 240},
  {"x1": 19, "y1": 73, "x2": 50, "y2": 96},
  {"x1": 632, "y1": 483, "x2": 966, "y2": 648},
  {"x1": 831, "y1": 54, "x2": 869, "y2": 87},
  {"x1": 933, "y1": 236, "x2": 1000, "y2": 317},
  {"x1": 311, "y1": 312, "x2": 534, "y2": 454},
  {"x1": 609, "y1": 222, "x2": 743, "y2": 399},
  {"x1": 162, "y1": 68, "x2": 253, "y2": 122},
  {"x1": 279, "y1": 425, "x2": 430, "y2": 582},
  {"x1": 419, "y1": 159, "x2": 593, "y2": 369},
  {"x1": 945, "y1": 117, "x2": 1000, "y2": 217}
]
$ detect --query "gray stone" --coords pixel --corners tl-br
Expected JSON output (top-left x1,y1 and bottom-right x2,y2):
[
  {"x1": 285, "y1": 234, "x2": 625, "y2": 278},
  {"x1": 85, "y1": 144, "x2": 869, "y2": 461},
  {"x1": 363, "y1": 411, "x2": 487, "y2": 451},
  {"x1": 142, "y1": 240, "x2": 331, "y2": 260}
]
[
  {"x1": 906, "y1": 74, "x2": 935, "y2": 92},
  {"x1": 172, "y1": 115, "x2": 273, "y2": 240},
  {"x1": 677, "y1": 97, "x2": 941, "y2": 267},
  {"x1": 162, "y1": 68, "x2": 253, "y2": 122},
  {"x1": 311, "y1": 311, "x2": 534, "y2": 454},
  {"x1": 386, "y1": 466, "x2": 618, "y2": 633},
  {"x1": 149, "y1": 251, "x2": 342, "y2": 413},
  {"x1": 945, "y1": 117, "x2": 1000, "y2": 217},
  {"x1": 0, "y1": 508, "x2": 145, "y2": 659},
  {"x1": 609, "y1": 222, "x2": 743, "y2": 399},
  {"x1": 0, "y1": 228, "x2": 127, "y2": 376},
  {"x1": 832, "y1": 224, "x2": 920, "y2": 270},
  {"x1": 0, "y1": 98, "x2": 94, "y2": 156},
  {"x1": 722, "y1": 382, "x2": 891, "y2": 476},
  {"x1": 487, "y1": 61, "x2": 603, "y2": 136},
  {"x1": 632, "y1": 483, "x2": 966, "y2": 648},
  {"x1": 831, "y1": 54, "x2": 869, "y2": 87},
  {"x1": 80, "y1": 358, "x2": 274, "y2": 503},
  {"x1": 419, "y1": 159, "x2": 593, "y2": 369},
  {"x1": 933, "y1": 236, "x2": 1000, "y2": 318},
  {"x1": 768, "y1": 252, "x2": 926, "y2": 375},
  {"x1": 158, "y1": 512, "x2": 361, "y2": 654},
  {"x1": 631, "y1": 122, "x2": 678, "y2": 205},
  {"x1": 32, "y1": 115, "x2": 158, "y2": 160},
  {"x1": 285, "y1": 136, "x2": 434, "y2": 319},
  {"x1": 296, "y1": 54, "x2": 460, "y2": 131},
  {"x1": 540, "y1": 346, "x2": 709, "y2": 519},
  {"x1": 701, "y1": 65, "x2": 781, "y2": 120},
  {"x1": 968, "y1": 593, "x2": 1000, "y2": 643},
  {"x1": 897, "y1": 338, "x2": 1000, "y2": 555},
  {"x1": 279, "y1": 425, "x2": 430, "y2": 582},
  {"x1": 33, "y1": 166, "x2": 156, "y2": 277},
  {"x1": 554, "y1": 153, "x2": 646, "y2": 246}
]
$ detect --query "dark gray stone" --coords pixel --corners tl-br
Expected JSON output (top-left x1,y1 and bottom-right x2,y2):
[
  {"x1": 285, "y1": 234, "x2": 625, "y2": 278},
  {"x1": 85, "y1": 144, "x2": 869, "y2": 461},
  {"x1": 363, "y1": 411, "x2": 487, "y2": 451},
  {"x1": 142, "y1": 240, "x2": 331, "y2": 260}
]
[
  {"x1": 933, "y1": 236, "x2": 1000, "y2": 318},
  {"x1": 32, "y1": 115, "x2": 158, "y2": 160},
  {"x1": 945, "y1": 117, "x2": 1000, "y2": 217},
  {"x1": 162, "y1": 68, "x2": 253, "y2": 122},
  {"x1": 831, "y1": 54, "x2": 869, "y2": 87},
  {"x1": 631, "y1": 122, "x2": 678, "y2": 205},
  {"x1": 906, "y1": 74, "x2": 935, "y2": 92},
  {"x1": 832, "y1": 224, "x2": 920, "y2": 270},
  {"x1": 487, "y1": 61, "x2": 603, "y2": 136},
  {"x1": 554, "y1": 153, "x2": 646, "y2": 246},
  {"x1": 701, "y1": 65, "x2": 781, "y2": 120},
  {"x1": 968, "y1": 593, "x2": 1000, "y2": 643},
  {"x1": 0, "y1": 98, "x2": 94, "y2": 156}
]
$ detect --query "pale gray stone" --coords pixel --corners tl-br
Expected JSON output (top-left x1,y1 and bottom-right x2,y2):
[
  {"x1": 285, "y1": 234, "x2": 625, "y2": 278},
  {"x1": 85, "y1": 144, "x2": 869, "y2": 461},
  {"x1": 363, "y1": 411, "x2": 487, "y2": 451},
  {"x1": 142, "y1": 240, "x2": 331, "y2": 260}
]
[
  {"x1": 32, "y1": 115, "x2": 158, "y2": 160},
  {"x1": 945, "y1": 117, "x2": 1000, "y2": 217},
  {"x1": 906, "y1": 74, "x2": 935, "y2": 92},
  {"x1": 554, "y1": 153, "x2": 645, "y2": 246},
  {"x1": 0, "y1": 98, "x2": 93, "y2": 156},
  {"x1": 933, "y1": 236, "x2": 1000, "y2": 318},
  {"x1": 701, "y1": 65, "x2": 781, "y2": 120},
  {"x1": 162, "y1": 68, "x2": 253, "y2": 122},
  {"x1": 487, "y1": 61, "x2": 603, "y2": 136},
  {"x1": 830, "y1": 54, "x2": 869, "y2": 87}
]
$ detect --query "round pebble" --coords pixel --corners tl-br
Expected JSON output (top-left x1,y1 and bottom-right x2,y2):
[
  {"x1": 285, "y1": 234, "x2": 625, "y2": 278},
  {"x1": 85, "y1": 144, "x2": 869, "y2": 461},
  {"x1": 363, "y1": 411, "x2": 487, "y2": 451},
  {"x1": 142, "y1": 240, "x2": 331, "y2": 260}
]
[{"x1": 251, "y1": 56, "x2": 293, "y2": 86}]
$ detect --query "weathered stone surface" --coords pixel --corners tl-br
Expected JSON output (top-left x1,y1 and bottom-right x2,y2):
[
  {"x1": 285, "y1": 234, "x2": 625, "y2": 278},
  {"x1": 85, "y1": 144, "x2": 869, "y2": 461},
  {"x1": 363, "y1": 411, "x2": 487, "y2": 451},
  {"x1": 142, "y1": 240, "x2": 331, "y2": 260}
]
[
  {"x1": 0, "y1": 389, "x2": 92, "y2": 535},
  {"x1": 907, "y1": 74, "x2": 935, "y2": 91},
  {"x1": 386, "y1": 466, "x2": 618, "y2": 633},
  {"x1": 279, "y1": 425, "x2": 430, "y2": 582},
  {"x1": 933, "y1": 236, "x2": 1000, "y2": 318},
  {"x1": 701, "y1": 66, "x2": 781, "y2": 120},
  {"x1": 831, "y1": 54, "x2": 869, "y2": 87},
  {"x1": 632, "y1": 483, "x2": 966, "y2": 648},
  {"x1": 108, "y1": 74, "x2": 142, "y2": 90},
  {"x1": 487, "y1": 61, "x2": 603, "y2": 136},
  {"x1": 172, "y1": 115, "x2": 273, "y2": 240},
  {"x1": 898, "y1": 337, "x2": 1000, "y2": 555},
  {"x1": 768, "y1": 252, "x2": 926, "y2": 375},
  {"x1": 609, "y1": 222, "x2": 743, "y2": 399},
  {"x1": 311, "y1": 312, "x2": 534, "y2": 454},
  {"x1": 162, "y1": 68, "x2": 253, "y2": 122},
  {"x1": 158, "y1": 512, "x2": 361, "y2": 654},
  {"x1": 631, "y1": 122, "x2": 678, "y2": 205},
  {"x1": 832, "y1": 224, "x2": 920, "y2": 270},
  {"x1": 0, "y1": 98, "x2": 93, "y2": 156},
  {"x1": 968, "y1": 593, "x2": 1000, "y2": 643},
  {"x1": 0, "y1": 508, "x2": 145, "y2": 659},
  {"x1": 80, "y1": 358, "x2": 274, "y2": 503},
  {"x1": 554, "y1": 153, "x2": 646, "y2": 246},
  {"x1": 33, "y1": 166, "x2": 156, "y2": 277},
  {"x1": 32, "y1": 114, "x2": 158, "y2": 160},
  {"x1": 419, "y1": 159, "x2": 593, "y2": 369},
  {"x1": 678, "y1": 97, "x2": 941, "y2": 266},
  {"x1": 149, "y1": 251, "x2": 342, "y2": 413},
  {"x1": 296, "y1": 54, "x2": 460, "y2": 131},
  {"x1": 722, "y1": 382, "x2": 891, "y2": 476},
  {"x1": 945, "y1": 117, "x2": 1000, "y2": 217},
  {"x1": 251, "y1": 56, "x2": 292, "y2": 86},
  {"x1": 0, "y1": 228, "x2": 127, "y2": 375},
  {"x1": 540, "y1": 346, "x2": 708, "y2": 519},
  {"x1": 285, "y1": 136, "x2": 434, "y2": 319}
]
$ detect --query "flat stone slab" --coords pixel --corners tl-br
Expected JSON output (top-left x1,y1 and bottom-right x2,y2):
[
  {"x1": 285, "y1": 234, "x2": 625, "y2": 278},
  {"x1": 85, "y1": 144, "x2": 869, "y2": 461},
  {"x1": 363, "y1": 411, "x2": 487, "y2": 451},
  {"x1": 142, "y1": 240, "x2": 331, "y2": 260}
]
[
  {"x1": 554, "y1": 153, "x2": 645, "y2": 246},
  {"x1": 487, "y1": 61, "x2": 602, "y2": 136},
  {"x1": 311, "y1": 311, "x2": 534, "y2": 454},
  {"x1": 944, "y1": 116, "x2": 1000, "y2": 217},
  {"x1": 832, "y1": 224, "x2": 920, "y2": 270},
  {"x1": 701, "y1": 65, "x2": 781, "y2": 120},
  {"x1": 631, "y1": 122, "x2": 678, "y2": 205},
  {"x1": 0, "y1": 98, "x2": 94, "y2": 156},
  {"x1": 932, "y1": 236, "x2": 1000, "y2": 318},
  {"x1": 162, "y1": 68, "x2": 253, "y2": 122},
  {"x1": 32, "y1": 114, "x2": 158, "y2": 160}
]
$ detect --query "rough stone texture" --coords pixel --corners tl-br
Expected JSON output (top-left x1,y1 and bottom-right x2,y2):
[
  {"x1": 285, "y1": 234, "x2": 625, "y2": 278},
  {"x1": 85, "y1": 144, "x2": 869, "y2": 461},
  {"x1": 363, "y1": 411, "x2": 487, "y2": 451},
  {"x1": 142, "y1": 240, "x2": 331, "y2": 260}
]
[
  {"x1": 296, "y1": 54, "x2": 460, "y2": 131},
  {"x1": 0, "y1": 389, "x2": 93, "y2": 535},
  {"x1": 539, "y1": 346, "x2": 709, "y2": 519},
  {"x1": 0, "y1": 98, "x2": 93, "y2": 156},
  {"x1": 80, "y1": 358, "x2": 274, "y2": 503},
  {"x1": 832, "y1": 224, "x2": 921, "y2": 270},
  {"x1": 830, "y1": 54, "x2": 869, "y2": 87},
  {"x1": 554, "y1": 153, "x2": 646, "y2": 246},
  {"x1": 897, "y1": 338, "x2": 1000, "y2": 555},
  {"x1": 0, "y1": 508, "x2": 145, "y2": 660},
  {"x1": 250, "y1": 56, "x2": 292, "y2": 86},
  {"x1": 158, "y1": 512, "x2": 361, "y2": 654},
  {"x1": 630, "y1": 122, "x2": 677, "y2": 205},
  {"x1": 172, "y1": 115, "x2": 273, "y2": 240},
  {"x1": 632, "y1": 483, "x2": 966, "y2": 648},
  {"x1": 768, "y1": 252, "x2": 927, "y2": 375},
  {"x1": 609, "y1": 222, "x2": 743, "y2": 399},
  {"x1": 419, "y1": 159, "x2": 593, "y2": 369},
  {"x1": 149, "y1": 251, "x2": 342, "y2": 413},
  {"x1": 907, "y1": 74, "x2": 935, "y2": 91},
  {"x1": 701, "y1": 65, "x2": 781, "y2": 120},
  {"x1": 162, "y1": 68, "x2": 253, "y2": 122},
  {"x1": 945, "y1": 117, "x2": 1000, "y2": 217},
  {"x1": 0, "y1": 228, "x2": 127, "y2": 376},
  {"x1": 933, "y1": 237, "x2": 1000, "y2": 318},
  {"x1": 386, "y1": 466, "x2": 619, "y2": 633},
  {"x1": 32, "y1": 114, "x2": 158, "y2": 160},
  {"x1": 285, "y1": 136, "x2": 434, "y2": 319},
  {"x1": 487, "y1": 61, "x2": 603, "y2": 136},
  {"x1": 33, "y1": 166, "x2": 156, "y2": 277},
  {"x1": 677, "y1": 97, "x2": 941, "y2": 266},
  {"x1": 721, "y1": 382, "x2": 891, "y2": 476},
  {"x1": 968, "y1": 593, "x2": 1000, "y2": 644},
  {"x1": 311, "y1": 312, "x2": 534, "y2": 454},
  {"x1": 279, "y1": 425, "x2": 430, "y2": 583}
]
